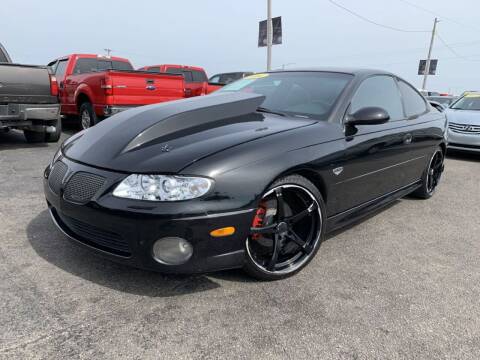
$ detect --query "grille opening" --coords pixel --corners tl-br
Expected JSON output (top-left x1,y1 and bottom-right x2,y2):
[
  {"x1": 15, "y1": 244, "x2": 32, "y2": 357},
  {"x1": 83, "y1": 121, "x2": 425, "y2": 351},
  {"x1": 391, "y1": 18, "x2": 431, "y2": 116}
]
[
  {"x1": 48, "y1": 162, "x2": 68, "y2": 194},
  {"x1": 53, "y1": 208, "x2": 131, "y2": 257},
  {"x1": 64, "y1": 172, "x2": 106, "y2": 203}
]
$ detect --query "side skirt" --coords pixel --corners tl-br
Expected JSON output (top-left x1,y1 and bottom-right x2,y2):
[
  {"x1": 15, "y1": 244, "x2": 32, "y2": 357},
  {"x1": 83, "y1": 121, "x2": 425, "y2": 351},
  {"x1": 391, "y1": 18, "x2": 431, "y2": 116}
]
[{"x1": 326, "y1": 180, "x2": 422, "y2": 233}]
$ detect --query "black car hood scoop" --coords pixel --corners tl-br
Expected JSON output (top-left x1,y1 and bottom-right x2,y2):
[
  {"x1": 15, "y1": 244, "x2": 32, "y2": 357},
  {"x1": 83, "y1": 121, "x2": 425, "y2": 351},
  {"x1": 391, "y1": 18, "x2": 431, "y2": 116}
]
[{"x1": 63, "y1": 92, "x2": 314, "y2": 173}]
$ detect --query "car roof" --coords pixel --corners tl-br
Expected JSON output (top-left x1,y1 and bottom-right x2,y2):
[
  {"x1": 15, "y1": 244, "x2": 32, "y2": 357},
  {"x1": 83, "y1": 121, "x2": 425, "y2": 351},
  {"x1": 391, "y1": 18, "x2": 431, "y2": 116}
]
[{"x1": 269, "y1": 67, "x2": 394, "y2": 76}]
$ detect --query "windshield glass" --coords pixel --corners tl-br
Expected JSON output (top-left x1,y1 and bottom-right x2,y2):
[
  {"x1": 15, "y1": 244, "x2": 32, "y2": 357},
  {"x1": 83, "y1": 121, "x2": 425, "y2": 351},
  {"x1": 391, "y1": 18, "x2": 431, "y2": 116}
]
[
  {"x1": 218, "y1": 71, "x2": 353, "y2": 120},
  {"x1": 451, "y1": 94, "x2": 480, "y2": 110}
]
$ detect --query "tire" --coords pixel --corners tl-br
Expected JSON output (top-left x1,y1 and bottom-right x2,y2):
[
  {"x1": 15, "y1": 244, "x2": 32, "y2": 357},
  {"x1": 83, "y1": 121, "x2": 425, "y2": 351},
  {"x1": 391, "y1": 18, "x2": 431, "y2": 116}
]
[
  {"x1": 243, "y1": 174, "x2": 326, "y2": 281},
  {"x1": 412, "y1": 146, "x2": 444, "y2": 199},
  {"x1": 45, "y1": 117, "x2": 62, "y2": 143},
  {"x1": 24, "y1": 129, "x2": 46, "y2": 143},
  {"x1": 79, "y1": 102, "x2": 98, "y2": 130}
]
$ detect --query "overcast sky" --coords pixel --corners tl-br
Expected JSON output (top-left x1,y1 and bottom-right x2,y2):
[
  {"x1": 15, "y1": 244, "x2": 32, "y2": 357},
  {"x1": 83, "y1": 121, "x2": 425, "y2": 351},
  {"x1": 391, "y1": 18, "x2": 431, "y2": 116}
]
[{"x1": 3, "y1": 0, "x2": 479, "y2": 94}]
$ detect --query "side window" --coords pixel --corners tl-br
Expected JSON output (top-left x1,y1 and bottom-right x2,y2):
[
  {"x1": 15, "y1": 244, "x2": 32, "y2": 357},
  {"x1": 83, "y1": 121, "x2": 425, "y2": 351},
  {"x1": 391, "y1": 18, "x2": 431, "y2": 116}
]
[
  {"x1": 209, "y1": 75, "x2": 220, "y2": 83},
  {"x1": 398, "y1": 80, "x2": 427, "y2": 117},
  {"x1": 350, "y1": 76, "x2": 404, "y2": 121},
  {"x1": 73, "y1": 58, "x2": 98, "y2": 74},
  {"x1": 55, "y1": 60, "x2": 68, "y2": 80},
  {"x1": 192, "y1": 70, "x2": 207, "y2": 82},
  {"x1": 145, "y1": 66, "x2": 160, "y2": 73},
  {"x1": 182, "y1": 71, "x2": 193, "y2": 83}
]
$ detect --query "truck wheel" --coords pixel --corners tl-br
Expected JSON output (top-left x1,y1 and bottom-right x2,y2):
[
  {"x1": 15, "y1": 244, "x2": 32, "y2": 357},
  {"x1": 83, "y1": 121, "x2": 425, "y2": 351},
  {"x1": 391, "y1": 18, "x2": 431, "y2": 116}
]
[
  {"x1": 45, "y1": 117, "x2": 62, "y2": 143},
  {"x1": 24, "y1": 130, "x2": 46, "y2": 143},
  {"x1": 79, "y1": 102, "x2": 98, "y2": 130}
]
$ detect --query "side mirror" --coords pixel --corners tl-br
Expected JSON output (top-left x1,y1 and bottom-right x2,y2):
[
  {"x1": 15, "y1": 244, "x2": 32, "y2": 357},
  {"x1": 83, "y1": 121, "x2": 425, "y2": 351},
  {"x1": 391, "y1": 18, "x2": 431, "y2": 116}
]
[{"x1": 345, "y1": 107, "x2": 390, "y2": 126}]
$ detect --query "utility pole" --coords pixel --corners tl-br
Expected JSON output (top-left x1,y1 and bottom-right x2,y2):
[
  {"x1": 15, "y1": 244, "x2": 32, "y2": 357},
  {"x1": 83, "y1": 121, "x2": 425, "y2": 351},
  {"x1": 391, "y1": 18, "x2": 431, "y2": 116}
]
[
  {"x1": 422, "y1": 18, "x2": 439, "y2": 90},
  {"x1": 266, "y1": 0, "x2": 272, "y2": 71},
  {"x1": 104, "y1": 48, "x2": 112, "y2": 56}
]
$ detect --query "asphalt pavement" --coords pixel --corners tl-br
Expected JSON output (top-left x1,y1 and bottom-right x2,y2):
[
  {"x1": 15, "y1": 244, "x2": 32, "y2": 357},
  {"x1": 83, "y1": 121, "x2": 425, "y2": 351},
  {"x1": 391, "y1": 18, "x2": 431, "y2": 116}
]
[{"x1": 0, "y1": 127, "x2": 479, "y2": 359}]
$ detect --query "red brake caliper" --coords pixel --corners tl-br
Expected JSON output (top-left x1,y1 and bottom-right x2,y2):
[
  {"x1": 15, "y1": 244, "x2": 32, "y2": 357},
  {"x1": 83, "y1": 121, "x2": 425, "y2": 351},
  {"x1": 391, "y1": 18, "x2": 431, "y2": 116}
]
[{"x1": 251, "y1": 203, "x2": 267, "y2": 240}]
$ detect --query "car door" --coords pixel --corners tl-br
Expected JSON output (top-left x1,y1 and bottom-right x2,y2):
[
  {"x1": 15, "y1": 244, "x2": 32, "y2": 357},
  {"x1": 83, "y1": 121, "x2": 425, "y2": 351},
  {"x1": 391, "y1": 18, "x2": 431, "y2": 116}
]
[
  {"x1": 330, "y1": 75, "x2": 415, "y2": 215},
  {"x1": 396, "y1": 78, "x2": 438, "y2": 181}
]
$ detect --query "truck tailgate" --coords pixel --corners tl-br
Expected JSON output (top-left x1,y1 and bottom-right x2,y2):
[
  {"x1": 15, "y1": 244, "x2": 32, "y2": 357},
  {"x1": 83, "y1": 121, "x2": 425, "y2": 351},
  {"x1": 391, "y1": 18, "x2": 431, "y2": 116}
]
[
  {"x1": 107, "y1": 71, "x2": 185, "y2": 105},
  {"x1": 0, "y1": 63, "x2": 56, "y2": 104}
]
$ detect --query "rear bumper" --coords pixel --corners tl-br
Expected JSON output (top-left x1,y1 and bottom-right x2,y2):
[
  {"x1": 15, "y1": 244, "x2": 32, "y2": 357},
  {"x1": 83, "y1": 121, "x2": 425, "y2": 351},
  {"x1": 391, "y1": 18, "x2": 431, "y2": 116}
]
[
  {"x1": 101, "y1": 105, "x2": 136, "y2": 117},
  {"x1": 0, "y1": 103, "x2": 60, "y2": 127}
]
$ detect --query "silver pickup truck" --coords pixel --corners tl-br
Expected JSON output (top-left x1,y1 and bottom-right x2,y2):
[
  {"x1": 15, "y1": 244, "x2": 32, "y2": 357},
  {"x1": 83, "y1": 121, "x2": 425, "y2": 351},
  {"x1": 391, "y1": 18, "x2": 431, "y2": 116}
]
[{"x1": 0, "y1": 43, "x2": 61, "y2": 142}]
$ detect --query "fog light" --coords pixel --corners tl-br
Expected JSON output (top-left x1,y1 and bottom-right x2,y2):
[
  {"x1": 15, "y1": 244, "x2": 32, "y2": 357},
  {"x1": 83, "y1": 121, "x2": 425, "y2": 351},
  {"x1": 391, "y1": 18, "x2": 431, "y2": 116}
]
[{"x1": 152, "y1": 237, "x2": 193, "y2": 265}]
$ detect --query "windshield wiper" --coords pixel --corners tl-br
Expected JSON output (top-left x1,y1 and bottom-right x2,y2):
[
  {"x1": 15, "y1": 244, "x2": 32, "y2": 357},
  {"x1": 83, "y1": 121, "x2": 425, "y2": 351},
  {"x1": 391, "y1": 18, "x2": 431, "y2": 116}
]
[{"x1": 256, "y1": 107, "x2": 286, "y2": 117}]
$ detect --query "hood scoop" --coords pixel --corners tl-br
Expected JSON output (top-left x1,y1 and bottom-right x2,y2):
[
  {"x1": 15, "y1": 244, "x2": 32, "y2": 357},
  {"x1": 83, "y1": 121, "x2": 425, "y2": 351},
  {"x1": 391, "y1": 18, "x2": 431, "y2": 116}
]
[{"x1": 123, "y1": 92, "x2": 265, "y2": 153}]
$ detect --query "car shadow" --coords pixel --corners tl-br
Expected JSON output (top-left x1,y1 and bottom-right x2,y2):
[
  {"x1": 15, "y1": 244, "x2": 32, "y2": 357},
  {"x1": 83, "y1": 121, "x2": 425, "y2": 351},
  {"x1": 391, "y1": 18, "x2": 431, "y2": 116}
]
[
  {"x1": 446, "y1": 149, "x2": 480, "y2": 162},
  {"x1": 0, "y1": 129, "x2": 49, "y2": 150},
  {"x1": 27, "y1": 209, "x2": 226, "y2": 297}
]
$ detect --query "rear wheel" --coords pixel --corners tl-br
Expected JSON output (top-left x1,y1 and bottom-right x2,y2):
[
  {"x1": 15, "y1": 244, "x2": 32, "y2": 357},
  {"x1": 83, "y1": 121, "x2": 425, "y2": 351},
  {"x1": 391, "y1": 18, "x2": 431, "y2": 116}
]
[
  {"x1": 244, "y1": 175, "x2": 326, "y2": 280},
  {"x1": 79, "y1": 102, "x2": 98, "y2": 130},
  {"x1": 412, "y1": 146, "x2": 444, "y2": 199},
  {"x1": 23, "y1": 130, "x2": 45, "y2": 143},
  {"x1": 45, "y1": 117, "x2": 62, "y2": 143}
]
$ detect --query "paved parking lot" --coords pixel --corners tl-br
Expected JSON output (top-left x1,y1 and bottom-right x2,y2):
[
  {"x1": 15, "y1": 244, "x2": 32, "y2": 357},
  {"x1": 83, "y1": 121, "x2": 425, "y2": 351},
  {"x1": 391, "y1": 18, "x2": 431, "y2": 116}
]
[{"x1": 0, "y1": 127, "x2": 479, "y2": 359}]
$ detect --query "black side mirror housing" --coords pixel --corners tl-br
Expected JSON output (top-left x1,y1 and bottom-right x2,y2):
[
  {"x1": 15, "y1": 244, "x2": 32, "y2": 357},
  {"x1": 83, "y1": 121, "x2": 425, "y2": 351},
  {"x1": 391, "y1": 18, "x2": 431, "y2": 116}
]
[{"x1": 345, "y1": 107, "x2": 390, "y2": 126}]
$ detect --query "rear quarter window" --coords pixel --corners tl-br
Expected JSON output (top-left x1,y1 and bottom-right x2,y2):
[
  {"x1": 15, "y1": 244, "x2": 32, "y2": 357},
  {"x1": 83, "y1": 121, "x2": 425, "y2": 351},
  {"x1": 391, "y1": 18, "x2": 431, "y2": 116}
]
[{"x1": 398, "y1": 80, "x2": 427, "y2": 117}]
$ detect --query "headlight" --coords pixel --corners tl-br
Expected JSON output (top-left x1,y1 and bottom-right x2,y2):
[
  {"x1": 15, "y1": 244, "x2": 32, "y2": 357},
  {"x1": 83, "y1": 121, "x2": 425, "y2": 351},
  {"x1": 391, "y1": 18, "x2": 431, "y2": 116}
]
[{"x1": 112, "y1": 174, "x2": 213, "y2": 201}]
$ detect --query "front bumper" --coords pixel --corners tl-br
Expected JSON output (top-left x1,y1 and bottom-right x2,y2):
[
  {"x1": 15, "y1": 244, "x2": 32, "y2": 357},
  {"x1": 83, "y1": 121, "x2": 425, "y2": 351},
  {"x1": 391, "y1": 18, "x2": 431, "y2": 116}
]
[
  {"x1": 0, "y1": 103, "x2": 60, "y2": 128},
  {"x1": 447, "y1": 128, "x2": 480, "y2": 152},
  {"x1": 43, "y1": 157, "x2": 254, "y2": 274}
]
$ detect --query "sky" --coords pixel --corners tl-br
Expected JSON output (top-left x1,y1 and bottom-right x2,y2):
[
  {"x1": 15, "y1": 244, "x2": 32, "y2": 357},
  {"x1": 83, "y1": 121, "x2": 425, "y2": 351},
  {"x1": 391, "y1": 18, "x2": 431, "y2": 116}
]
[{"x1": 2, "y1": 0, "x2": 480, "y2": 94}]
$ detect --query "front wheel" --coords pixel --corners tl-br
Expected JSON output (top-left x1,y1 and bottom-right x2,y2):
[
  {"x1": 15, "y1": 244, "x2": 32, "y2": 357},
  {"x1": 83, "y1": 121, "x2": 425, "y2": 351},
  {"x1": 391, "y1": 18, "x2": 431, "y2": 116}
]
[
  {"x1": 244, "y1": 175, "x2": 326, "y2": 280},
  {"x1": 412, "y1": 147, "x2": 444, "y2": 199}
]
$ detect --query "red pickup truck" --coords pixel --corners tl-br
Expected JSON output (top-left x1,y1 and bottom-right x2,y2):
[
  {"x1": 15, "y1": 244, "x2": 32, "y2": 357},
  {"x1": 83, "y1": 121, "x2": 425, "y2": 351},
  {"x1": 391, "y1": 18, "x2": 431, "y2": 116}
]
[
  {"x1": 138, "y1": 64, "x2": 219, "y2": 97},
  {"x1": 48, "y1": 54, "x2": 185, "y2": 129}
]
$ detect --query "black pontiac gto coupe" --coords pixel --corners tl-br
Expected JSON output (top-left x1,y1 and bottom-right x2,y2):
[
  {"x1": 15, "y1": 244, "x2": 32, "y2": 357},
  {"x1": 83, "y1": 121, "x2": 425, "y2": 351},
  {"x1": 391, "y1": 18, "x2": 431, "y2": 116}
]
[{"x1": 44, "y1": 69, "x2": 447, "y2": 280}]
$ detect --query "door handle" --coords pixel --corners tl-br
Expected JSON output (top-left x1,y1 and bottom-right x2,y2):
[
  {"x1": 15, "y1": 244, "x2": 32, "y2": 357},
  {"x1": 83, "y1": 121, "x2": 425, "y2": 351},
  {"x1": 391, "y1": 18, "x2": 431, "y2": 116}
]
[{"x1": 404, "y1": 133, "x2": 413, "y2": 144}]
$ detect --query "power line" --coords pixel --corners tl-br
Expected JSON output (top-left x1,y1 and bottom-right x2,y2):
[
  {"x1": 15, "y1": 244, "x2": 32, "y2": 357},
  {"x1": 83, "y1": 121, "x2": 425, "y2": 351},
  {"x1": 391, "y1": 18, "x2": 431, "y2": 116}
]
[
  {"x1": 436, "y1": 33, "x2": 480, "y2": 61},
  {"x1": 327, "y1": 0, "x2": 429, "y2": 33},
  {"x1": 396, "y1": 0, "x2": 480, "y2": 33}
]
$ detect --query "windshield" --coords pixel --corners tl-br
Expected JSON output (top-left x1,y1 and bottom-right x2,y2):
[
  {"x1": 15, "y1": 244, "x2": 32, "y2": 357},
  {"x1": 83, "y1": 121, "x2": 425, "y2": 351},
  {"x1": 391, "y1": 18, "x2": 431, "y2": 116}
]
[
  {"x1": 218, "y1": 71, "x2": 353, "y2": 120},
  {"x1": 451, "y1": 94, "x2": 480, "y2": 110}
]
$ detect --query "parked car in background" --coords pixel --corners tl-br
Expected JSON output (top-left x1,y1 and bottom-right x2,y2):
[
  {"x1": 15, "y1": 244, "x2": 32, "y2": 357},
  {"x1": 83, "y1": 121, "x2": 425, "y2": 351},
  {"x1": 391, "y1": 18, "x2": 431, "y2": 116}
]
[
  {"x1": 139, "y1": 64, "x2": 211, "y2": 97},
  {"x1": 419, "y1": 90, "x2": 440, "y2": 97},
  {"x1": 0, "y1": 42, "x2": 61, "y2": 142},
  {"x1": 48, "y1": 54, "x2": 186, "y2": 129},
  {"x1": 445, "y1": 92, "x2": 480, "y2": 153},
  {"x1": 209, "y1": 72, "x2": 254, "y2": 85},
  {"x1": 44, "y1": 68, "x2": 447, "y2": 280},
  {"x1": 427, "y1": 95, "x2": 457, "y2": 109}
]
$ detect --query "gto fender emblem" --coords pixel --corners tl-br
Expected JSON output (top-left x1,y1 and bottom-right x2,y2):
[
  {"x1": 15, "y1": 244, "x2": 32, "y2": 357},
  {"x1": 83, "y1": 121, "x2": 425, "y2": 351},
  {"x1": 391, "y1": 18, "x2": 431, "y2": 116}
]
[
  {"x1": 161, "y1": 144, "x2": 172, "y2": 152},
  {"x1": 333, "y1": 167, "x2": 344, "y2": 176}
]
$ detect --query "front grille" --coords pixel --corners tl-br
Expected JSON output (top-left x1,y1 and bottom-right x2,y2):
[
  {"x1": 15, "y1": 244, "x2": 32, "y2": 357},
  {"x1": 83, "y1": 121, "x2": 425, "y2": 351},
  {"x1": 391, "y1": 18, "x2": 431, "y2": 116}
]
[
  {"x1": 59, "y1": 212, "x2": 131, "y2": 256},
  {"x1": 448, "y1": 122, "x2": 480, "y2": 134},
  {"x1": 64, "y1": 172, "x2": 106, "y2": 203},
  {"x1": 48, "y1": 161, "x2": 68, "y2": 194}
]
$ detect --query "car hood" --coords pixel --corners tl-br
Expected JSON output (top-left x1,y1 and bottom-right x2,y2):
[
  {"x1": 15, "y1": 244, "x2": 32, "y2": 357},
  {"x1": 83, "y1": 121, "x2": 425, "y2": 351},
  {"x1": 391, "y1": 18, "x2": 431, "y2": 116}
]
[
  {"x1": 445, "y1": 108, "x2": 480, "y2": 125},
  {"x1": 63, "y1": 92, "x2": 316, "y2": 173}
]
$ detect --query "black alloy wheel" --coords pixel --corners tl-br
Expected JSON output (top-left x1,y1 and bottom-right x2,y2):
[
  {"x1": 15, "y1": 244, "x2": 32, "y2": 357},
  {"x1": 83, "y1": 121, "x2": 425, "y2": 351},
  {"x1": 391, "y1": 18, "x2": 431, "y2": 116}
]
[
  {"x1": 412, "y1": 147, "x2": 444, "y2": 199},
  {"x1": 244, "y1": 175, "x2": 325, "y2": 280}
]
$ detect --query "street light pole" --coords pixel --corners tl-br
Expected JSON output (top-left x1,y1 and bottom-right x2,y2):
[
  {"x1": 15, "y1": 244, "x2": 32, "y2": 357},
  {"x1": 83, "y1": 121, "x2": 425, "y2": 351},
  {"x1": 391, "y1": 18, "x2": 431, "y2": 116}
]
[
  {"x1": 422, "y1": 18, "x2": 439, "y2": 90},
  {"x1": 267, "y1": 0, "x2": 272, "y2": 71}
]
